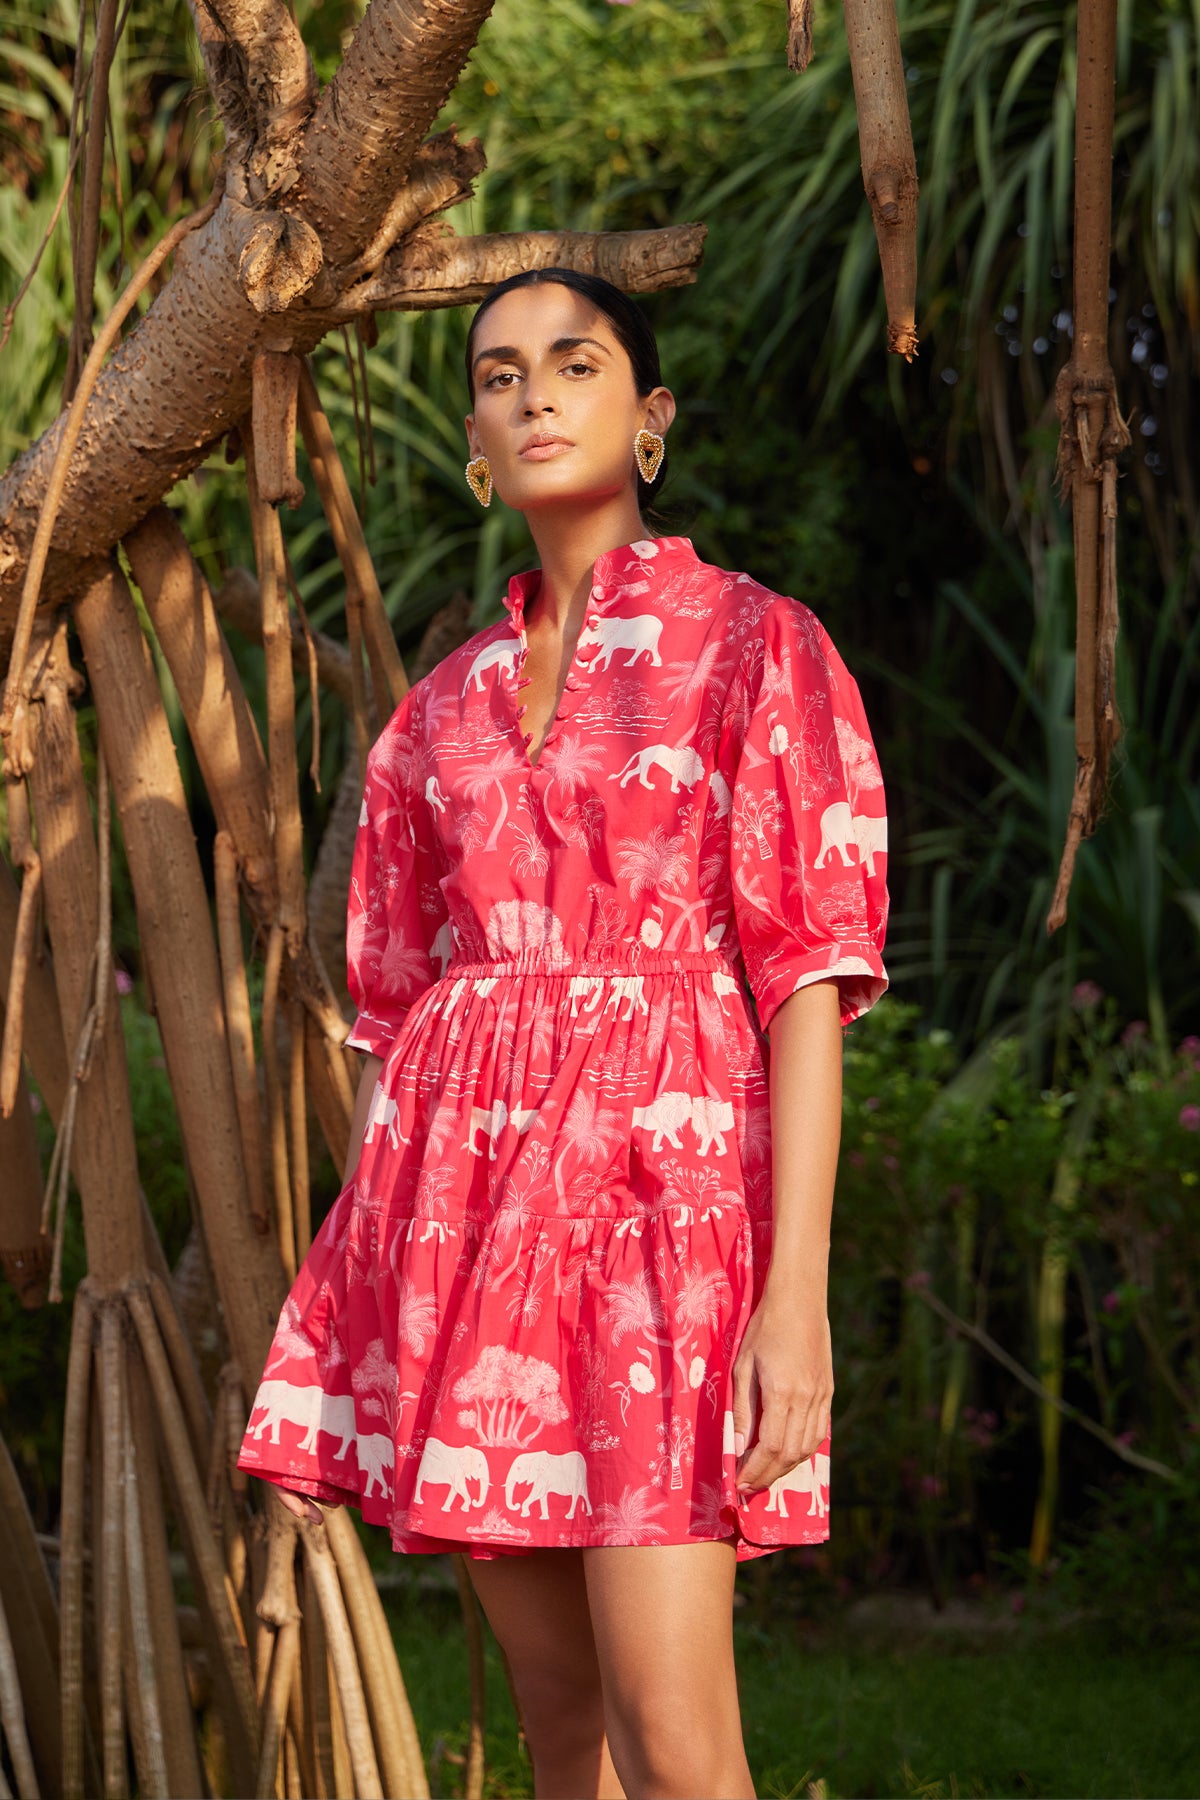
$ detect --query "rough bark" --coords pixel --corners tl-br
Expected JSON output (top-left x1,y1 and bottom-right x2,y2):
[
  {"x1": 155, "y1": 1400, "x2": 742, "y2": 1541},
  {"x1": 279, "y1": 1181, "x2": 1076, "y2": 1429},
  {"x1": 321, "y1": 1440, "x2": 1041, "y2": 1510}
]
[
  {"x1": 840, "y1": 0, "x2": 919, "y2": 358},
  {"x1": 73, "y1": 563, "x2": 285, "y2": 1378},
  {"x1": 25, "y1": 622, "x2": 144, "y2": 1290},
  {"x1": 1047, "y1": 0, "x2": 1130, "y2": 930}
]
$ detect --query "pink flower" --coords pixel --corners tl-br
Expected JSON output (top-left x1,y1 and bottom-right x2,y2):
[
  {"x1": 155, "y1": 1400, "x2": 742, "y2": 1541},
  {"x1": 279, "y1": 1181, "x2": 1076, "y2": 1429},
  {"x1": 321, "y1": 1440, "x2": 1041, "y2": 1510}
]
[
  {"x1": 1102, "y1": 1291, "x2": 1121, "y2": 1314},
  {"x1": 1071, "y1": 980, "x2": 1104, "y2": 1011},
  {"x1": 1177, "y1": 1036, "x2": 1200, "y2": 1058},
  {"x1": 1121, "y1": 1019, "x2": 1148, "y2": 1045},
  {"x1": 115, "y1": 969, "x2": 133, "y2": 995},
  {"x1": 848, "y1": 1150, "x2": 867, "y2": 1170},
  {"x1": 864, "y1": 1095, "x2": 880, "y2": 1111},
  {"x1": 906, "y1": 1269, "x2": 931, "y2": 1289},
  {"x1": 882, "y1": 1153, "x2": 900, "y2": 1171},
  {"x1": 1179, "y1": 1104, "x2": 1200, "y2": 1132},
  {"x1": 919, "y1": 1474, "x2": 943, "y2": 1499},
  {"x1": 1010, "y1": 1591, "x2": 1026, "y2": 1616}
]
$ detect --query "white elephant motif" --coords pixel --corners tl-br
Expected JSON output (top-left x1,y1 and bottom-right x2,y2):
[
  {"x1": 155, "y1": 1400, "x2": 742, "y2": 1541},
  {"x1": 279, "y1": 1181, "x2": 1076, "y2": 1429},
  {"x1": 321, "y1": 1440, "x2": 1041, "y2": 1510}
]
[
  {"x1": 631, "y1": 1090, "x2": 693, "y2": 1152},
  {"x1": 356, "y1": 1433, "x2": 395, "y2": 1499},
  {"x1": 247, "y1": 1381, "x2": 357, "y2": 1458},
  {"x1": 466, "y1": 1098, "x2": 508, "y2": 1158},
  {"x1": 505, "y1": 1450, "x2": 593, "y2": 1520},
  {"x1": 364, "y1": 1081, "x2": 401, "y2": 1151},
  {"x1": 765, "y1": 1452, "x2": 831, "y2": 1519},
  {"x1": 815, "y1": 802, "x2": 888, "y2": 875},
  {"x1": 602, "y1": 974, "x2": 649, "y2": 1021},
  {"x1": 413, "y1": 1438, "x2": 490, "y2": 1511},
  {"x1": 577, "y1": 612, "x2": 663, "y2": 670},
  {"x1": 690, "y1": 1095, "x2": 734, "y2": 1156},
  {"x1": 610, "y1": 743, "x2": 705, "y2": 793},
  {"x1": 462, "y1": 635, "x2": 522, "y2": 692}
]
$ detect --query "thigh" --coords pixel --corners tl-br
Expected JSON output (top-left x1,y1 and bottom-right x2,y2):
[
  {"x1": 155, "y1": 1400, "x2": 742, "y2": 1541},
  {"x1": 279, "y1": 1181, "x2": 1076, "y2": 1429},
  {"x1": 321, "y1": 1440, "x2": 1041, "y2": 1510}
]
[
  {"x1": 582, "y1": 1541, "x2": 748, "y2": 1782},
  {"x1": 465, "y1": 1546, "x2": 602, "y2": 1700}
]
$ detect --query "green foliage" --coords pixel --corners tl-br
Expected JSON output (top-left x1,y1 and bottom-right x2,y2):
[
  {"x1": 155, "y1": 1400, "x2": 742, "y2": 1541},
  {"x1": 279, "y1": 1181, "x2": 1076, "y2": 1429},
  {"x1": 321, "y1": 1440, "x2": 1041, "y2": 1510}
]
[{"x1": 832, "y1": 996, "x2": 1200, "y2": 1597}]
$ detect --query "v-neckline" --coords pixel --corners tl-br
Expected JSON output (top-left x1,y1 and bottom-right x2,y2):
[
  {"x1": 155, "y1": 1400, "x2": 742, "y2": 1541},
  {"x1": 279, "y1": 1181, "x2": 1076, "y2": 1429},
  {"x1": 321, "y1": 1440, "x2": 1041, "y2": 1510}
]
[{"x1": 515, "y1": 614, "x2": 592, "y2": 773}]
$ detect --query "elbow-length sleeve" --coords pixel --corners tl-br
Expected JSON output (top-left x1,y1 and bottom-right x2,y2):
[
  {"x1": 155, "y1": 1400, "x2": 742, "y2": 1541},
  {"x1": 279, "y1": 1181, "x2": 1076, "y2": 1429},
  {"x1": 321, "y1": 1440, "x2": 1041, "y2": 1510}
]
[
  {"x1": 728, "y1": 596, "x2": 890, "y2": 1034},
  {"x1": 344, "y1": 688, "x2": 451, "y2": 1058}
]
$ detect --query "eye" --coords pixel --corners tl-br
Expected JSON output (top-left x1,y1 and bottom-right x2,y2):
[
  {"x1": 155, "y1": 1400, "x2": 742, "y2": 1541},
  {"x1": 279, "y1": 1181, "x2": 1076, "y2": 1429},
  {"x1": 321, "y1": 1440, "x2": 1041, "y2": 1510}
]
[
  {"x1": 563, "y1": 360, "x2": 597, "y2": 377},
  {"x1": 483, "y1": 368, "x2": 521, "y2": 389}
]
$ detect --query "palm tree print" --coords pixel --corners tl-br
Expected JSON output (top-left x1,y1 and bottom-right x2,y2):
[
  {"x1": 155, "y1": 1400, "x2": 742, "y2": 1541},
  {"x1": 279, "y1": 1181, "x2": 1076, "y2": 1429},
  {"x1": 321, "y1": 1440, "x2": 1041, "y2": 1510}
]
[{"x1": 241, "y1": 539, "x2": 885, "y2": 1560}]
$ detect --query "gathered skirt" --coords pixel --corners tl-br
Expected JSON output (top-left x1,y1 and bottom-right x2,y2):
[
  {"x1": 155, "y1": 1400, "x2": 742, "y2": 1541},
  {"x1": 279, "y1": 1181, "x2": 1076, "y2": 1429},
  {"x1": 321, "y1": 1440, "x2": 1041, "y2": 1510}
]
[{"x1": 235, "y1": 951, "x2": 833, "y2": 1559}]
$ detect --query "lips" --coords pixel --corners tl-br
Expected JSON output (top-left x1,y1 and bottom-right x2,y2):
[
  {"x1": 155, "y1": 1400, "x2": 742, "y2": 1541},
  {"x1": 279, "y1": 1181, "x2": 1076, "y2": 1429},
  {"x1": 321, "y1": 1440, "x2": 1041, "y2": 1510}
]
[{"x1": 519, "y1": 434, "x2": 574, "y2": 460}]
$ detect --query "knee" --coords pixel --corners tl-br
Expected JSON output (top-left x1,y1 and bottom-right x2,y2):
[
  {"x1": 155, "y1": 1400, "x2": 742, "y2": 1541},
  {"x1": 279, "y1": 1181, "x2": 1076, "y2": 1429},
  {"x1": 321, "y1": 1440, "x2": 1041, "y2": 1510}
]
[
  {"x1": 605, "y1": 1701, "x2": 746, "y2": 1799},
  {"x1": 511, "y1": 1657, "x2": 607, "y2": 1765}
]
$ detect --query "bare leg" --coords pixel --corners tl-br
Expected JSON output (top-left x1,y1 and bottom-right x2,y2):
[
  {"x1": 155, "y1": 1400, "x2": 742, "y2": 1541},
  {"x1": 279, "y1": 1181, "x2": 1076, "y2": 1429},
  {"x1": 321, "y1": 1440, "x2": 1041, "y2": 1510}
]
[
  {"x1": 583, "y1": 1540, "x2": 755, "y2": 1800},
  {"x1": 466, "y1": 1548, "x2": 627, "y2": 1800}
]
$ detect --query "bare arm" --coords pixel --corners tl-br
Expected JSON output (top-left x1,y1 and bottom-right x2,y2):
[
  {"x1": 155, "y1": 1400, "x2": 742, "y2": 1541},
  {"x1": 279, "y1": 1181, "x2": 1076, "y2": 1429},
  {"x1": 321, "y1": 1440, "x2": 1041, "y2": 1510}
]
[
  {"x1": 732, "y1": 977, "x2": 843, "y2": 1497},
  {"x1": 342, "y1": 1051, "x2": 384, "y2": 1186}
]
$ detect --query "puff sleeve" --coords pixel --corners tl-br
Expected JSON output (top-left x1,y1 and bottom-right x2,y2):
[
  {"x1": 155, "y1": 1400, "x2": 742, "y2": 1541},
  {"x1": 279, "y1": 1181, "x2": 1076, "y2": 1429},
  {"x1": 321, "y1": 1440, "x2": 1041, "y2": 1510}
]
[
  {"x1": 344, "y1": 688, "x2": 451, "y2": 1058},
  {"x1": 728, "y1": 596, "x2": 890, "y2": 1034}
]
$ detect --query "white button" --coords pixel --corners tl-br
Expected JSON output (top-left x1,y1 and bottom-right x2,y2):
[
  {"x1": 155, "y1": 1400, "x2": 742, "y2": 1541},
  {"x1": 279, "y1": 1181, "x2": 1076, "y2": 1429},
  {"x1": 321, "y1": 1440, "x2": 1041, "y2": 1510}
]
[{"x1": 591, "y1": 584, "x2": 604, "y2": 598}]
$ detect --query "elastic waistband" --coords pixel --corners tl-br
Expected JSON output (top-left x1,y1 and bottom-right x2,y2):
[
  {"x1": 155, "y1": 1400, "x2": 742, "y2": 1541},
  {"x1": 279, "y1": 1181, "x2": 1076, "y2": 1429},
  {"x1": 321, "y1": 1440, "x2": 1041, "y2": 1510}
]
[{"x1": 441, "y1": 948, "x2": 739, "y2": 980}]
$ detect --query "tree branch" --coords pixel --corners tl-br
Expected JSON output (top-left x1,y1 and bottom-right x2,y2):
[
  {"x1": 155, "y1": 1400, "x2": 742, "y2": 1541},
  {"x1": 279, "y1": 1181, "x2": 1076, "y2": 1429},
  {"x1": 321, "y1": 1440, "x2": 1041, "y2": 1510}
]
[
  {"x1": 346, "y1": 222, "x2": 709, "y2": 314},
  {"x1": 204, "y1": 0, "x2": 317, "y2": 181},
  {"x1": 291, "y1": 0, "x2": 497, "y2": 268}
]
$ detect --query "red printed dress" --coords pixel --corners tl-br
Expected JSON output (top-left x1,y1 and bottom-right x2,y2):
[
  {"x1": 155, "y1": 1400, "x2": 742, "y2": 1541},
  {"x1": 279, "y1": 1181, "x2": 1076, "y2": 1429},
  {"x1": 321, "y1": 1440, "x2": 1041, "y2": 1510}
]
[{"x1": 237, "y1": 535, "x2": 889, "y2": 1559}]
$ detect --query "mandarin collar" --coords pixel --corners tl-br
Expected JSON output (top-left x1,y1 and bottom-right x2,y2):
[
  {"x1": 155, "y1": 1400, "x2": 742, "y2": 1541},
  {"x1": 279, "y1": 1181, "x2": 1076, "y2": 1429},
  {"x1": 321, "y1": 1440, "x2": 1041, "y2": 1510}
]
[{"x1": 501, "y1": 535, "x2": 697, "y2": 628}]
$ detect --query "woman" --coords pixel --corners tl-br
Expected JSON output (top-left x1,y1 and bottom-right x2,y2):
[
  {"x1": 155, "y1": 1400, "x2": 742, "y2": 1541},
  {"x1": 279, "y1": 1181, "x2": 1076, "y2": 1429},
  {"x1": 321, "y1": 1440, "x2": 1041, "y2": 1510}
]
[{"x1": 237, "y1": 268, "x2": 889, "y2": 1799}]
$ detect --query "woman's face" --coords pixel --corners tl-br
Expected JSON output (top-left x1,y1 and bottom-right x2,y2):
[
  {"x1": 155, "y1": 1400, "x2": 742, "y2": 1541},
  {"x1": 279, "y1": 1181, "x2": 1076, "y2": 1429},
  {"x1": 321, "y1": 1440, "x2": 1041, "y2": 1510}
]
[{"x1": 464, "y1": 283, "x2": 674, "y2": 515}]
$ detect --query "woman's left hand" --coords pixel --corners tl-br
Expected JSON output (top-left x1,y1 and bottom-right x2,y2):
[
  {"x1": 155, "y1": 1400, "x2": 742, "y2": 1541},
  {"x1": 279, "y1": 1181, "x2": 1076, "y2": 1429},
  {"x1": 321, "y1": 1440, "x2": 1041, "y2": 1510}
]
[{"x1": 731, "y1": 1290, "x2": 833, "y2": 1498}]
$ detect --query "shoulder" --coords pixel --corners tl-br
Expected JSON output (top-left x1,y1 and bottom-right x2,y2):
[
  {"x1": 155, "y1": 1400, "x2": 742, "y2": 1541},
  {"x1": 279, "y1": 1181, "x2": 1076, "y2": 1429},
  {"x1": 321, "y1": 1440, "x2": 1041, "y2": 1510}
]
[{"x1": 697, "y1": 560, "x2": 848, "y2": 689}]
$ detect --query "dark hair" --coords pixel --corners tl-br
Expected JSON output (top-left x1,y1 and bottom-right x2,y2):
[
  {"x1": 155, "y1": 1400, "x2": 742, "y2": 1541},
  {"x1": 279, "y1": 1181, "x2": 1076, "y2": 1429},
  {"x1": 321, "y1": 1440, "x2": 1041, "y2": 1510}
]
[{"x1": 464, "y1": 266, "x2": 669, "y2": 510}]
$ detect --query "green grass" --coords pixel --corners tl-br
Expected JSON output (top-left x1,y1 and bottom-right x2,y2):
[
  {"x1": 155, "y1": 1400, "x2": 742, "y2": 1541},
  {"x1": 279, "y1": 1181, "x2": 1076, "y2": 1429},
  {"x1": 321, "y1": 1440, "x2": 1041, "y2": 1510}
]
[{"x1": 383, "y1": 1573, "x2": 1200, "y2": 1799}]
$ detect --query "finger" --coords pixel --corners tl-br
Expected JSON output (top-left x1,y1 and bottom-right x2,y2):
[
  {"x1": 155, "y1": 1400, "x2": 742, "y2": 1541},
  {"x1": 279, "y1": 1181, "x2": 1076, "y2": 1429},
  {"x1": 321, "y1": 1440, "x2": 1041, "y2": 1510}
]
[
  {"x1": 731, "y1": 1354, "x2": 758, "y2": 1462},
  {"x1": 736, "y1": 1397, "x2": 790, "y2": 1494}
]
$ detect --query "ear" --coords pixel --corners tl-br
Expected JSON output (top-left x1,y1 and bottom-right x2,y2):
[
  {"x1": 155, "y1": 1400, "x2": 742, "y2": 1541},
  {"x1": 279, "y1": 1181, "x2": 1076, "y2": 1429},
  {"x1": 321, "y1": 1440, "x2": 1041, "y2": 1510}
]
[
  {"x1": 641, "y1": 386, "x2": 677, "y2": 439},
  {"x1": 464, "y1": 412, "x2": 483, "y2": 460}
]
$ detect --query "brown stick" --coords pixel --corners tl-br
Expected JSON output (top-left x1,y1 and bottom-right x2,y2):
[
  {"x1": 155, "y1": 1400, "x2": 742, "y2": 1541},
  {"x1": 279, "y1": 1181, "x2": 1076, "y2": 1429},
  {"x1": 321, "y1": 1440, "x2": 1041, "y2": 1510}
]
[
  {"x1": 326, "y1": 1506, "x2": 429, "y2": 1798},
  {"x1": 74, "y1": 565, "x2": 284, "y2": 1376},
  {"x1": 299, "y1": 1560, "x2": 336, "y2": 1800},
  {"x1": 0, "y1": 188, "x2": 222, "y2": 779},
  {"x1": 121, "y1": 1422, "x2": 169, "y2": 1796},
  {"x1": 305, "y1": 1016, "x2": 352, "y2": 1176},
  {"x1": 26, "y1": 619, "x2": 145, "y2": 1290},
  {"x1": 300, "y1": 1523, "x2": 383, "y2": 1799},
  {"x1": 124, "y1": 1343, "x2": 204, "y2": 1799},
  {"x1": 66, "y1": 0, "x2": 122, "y2": 391},
  {"x1": 126, "y1": 1282, "x2": 261, "y2": 1793},
  {"x1": 145, "y1": 1269, "x2": 213, "y2": 1479},
  {"x1": 245, "y1": 440, "x2": 306, "y2": 945},
  {"x1": 214, "y1": 831, "x2": 269, "y2": 1235},
  {"x1": 0, "y1": 1577, "x2": 38, "y2": 1800},
  {"x1": 60, "y1": 1284, "x2": 96, "y2": 1799},
  {"x1": 213, "y1": 565, "x2": 355, "y2": 707},
  {"x1": 0, "y1": 778, "x2": 40, "y2": 1119},
  {"x1": 261, "y1": 922, "x2": 296, "y2": 1283},
  {"x1": 297, "y1": 358, "x2": 407, "y2": 716},
  {"x1": 123, "y1": 507, "x2": 277, "y2": 919},
  {"x1": 0, "y1": 1430, "x2": 62, "y2": 1795},
  {"x1": 288, "y1": 997, "x2": 312, "y2": 1265},
  {"x1": 97, "y1": 1302, "x2": 128, "y2": 1797},
  {"x1": 256, "y1": 1619, "x2": 301, "y2": 1798}
]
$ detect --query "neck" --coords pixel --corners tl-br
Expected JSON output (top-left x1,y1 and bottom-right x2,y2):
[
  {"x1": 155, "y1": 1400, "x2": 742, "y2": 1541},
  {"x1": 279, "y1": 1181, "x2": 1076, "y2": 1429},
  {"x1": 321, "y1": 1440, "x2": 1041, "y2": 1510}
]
[{"x1": 523, "y1": 493, "x2": 649, "y2": 631}]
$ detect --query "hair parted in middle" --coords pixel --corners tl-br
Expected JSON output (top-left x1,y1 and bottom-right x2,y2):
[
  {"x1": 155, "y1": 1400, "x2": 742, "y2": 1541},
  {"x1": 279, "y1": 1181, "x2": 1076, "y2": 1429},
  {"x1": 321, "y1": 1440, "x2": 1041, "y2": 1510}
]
[{"x1": 464, "y1": 266, "x2": 670, "y2": 511}]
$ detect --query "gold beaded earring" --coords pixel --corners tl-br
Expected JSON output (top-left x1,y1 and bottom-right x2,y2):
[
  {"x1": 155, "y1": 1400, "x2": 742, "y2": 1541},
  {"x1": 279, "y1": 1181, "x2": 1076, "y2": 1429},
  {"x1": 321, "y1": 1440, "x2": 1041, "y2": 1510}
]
[
  {"x1": 465, "y1": 455, "x2": 493, "y2": 507},
  {"x1": 634, "y1": 428, "x2": 665, "y2": 484}
]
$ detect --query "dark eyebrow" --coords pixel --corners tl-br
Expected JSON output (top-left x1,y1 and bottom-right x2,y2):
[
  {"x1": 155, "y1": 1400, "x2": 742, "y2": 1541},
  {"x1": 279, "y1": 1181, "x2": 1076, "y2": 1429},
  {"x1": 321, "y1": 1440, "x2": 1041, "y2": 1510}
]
[{"x1": 472, "y1": 335, "x2": 610, "y2": 373}]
